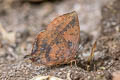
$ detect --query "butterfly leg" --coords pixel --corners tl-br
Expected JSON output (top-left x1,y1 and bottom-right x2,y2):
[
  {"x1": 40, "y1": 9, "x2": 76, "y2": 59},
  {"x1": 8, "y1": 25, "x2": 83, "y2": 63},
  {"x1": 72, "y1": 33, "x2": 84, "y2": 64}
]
[{"x1": 70, "y1": 59, "x2": 77, "y2": 67}]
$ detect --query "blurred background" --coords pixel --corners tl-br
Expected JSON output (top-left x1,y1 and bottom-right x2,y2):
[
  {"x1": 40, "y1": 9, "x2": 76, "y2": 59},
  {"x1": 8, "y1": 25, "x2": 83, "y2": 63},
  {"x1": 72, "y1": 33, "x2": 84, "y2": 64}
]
[{"x1": 0, "y1": 0, "x2": 119, "y2": 66}]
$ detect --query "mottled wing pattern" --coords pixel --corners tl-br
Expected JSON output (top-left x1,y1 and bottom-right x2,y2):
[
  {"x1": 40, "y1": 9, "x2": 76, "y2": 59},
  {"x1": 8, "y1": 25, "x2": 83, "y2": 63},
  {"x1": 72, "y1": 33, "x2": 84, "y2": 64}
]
[{"x1": 30, "y1": 11, "x2": 80, "y2": 66}]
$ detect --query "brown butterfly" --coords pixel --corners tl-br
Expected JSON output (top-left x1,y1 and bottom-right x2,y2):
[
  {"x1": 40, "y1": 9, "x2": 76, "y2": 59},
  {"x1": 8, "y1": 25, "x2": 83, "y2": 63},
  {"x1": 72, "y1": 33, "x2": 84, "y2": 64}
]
[{"x1": 29, "y1": 11, "x2": 80, "y2": 66}]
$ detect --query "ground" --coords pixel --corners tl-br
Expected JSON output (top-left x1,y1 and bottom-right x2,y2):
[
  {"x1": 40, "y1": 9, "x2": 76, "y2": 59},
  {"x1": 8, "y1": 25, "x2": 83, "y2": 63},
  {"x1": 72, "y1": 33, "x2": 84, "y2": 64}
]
[{"x1": 0, "y1": 0, "x2": 120, "y2": 80}]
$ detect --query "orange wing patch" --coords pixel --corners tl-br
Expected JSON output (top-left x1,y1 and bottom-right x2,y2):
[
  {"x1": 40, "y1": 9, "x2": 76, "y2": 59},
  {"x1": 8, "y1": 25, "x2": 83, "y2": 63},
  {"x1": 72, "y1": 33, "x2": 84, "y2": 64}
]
[{"x1": 29, "y1": 11, "x2": 80, "y2": 66}]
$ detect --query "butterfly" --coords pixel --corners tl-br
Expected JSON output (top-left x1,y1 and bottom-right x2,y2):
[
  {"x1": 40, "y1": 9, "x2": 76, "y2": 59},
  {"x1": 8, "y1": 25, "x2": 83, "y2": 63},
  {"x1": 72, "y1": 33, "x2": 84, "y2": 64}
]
[{"x1": 29, "y1": 11, "x2": 80, "y2": 66}]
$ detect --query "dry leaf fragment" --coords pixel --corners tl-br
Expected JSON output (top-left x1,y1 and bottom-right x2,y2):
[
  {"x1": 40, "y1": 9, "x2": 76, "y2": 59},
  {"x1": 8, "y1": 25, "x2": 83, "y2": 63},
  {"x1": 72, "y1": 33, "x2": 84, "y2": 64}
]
[{"x1": 30, "y1": 75, "x2": 64, "y2": 80}]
